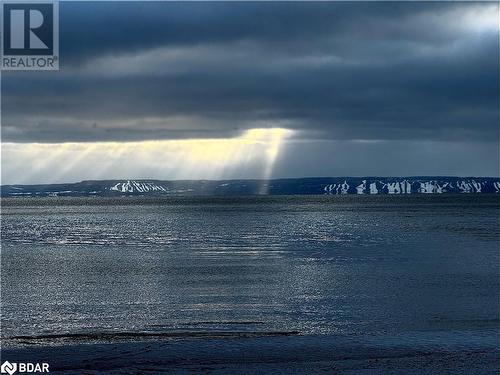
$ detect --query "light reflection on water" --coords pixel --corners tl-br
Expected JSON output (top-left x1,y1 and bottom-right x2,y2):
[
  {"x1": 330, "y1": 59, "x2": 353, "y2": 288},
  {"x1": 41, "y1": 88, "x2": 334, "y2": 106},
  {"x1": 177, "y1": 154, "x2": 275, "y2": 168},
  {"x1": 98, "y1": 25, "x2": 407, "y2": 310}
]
[{"x1": 1, "y1": 195, "x2": 499, "y2": 347}]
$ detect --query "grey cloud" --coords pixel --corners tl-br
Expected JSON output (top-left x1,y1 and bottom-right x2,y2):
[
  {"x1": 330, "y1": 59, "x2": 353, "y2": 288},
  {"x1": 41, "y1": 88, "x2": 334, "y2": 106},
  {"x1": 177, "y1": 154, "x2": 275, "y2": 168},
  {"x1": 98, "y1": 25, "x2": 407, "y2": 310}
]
[{"x1": 2, "y1": 1, "x2": 498, "y2": 143}]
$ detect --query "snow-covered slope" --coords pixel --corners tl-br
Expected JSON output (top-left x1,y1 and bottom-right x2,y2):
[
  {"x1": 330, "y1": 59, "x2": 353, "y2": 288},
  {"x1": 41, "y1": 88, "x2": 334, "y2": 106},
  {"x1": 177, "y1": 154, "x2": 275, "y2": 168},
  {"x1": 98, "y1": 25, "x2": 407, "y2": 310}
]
[
  {"x1": 110, "y1": 181, "x2": 167, "y2": 193},
  {"x1": 323, "y1": 178, "x2": 497, "y2": 195}
]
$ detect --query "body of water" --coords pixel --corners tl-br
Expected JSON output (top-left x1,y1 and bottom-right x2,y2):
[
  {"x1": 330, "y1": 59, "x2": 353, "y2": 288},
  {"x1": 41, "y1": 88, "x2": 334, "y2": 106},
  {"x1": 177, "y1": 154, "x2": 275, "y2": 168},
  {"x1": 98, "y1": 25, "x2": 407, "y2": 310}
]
[{"x1": 1, "y1": 195, "x2": 499, "y2": 372}]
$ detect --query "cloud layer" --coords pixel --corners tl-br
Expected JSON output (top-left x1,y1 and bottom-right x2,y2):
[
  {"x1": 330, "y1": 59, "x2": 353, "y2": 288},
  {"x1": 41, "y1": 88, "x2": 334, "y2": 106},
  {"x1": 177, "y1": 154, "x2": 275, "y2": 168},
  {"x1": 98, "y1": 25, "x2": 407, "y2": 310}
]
[{"x1": 2, "y1": 2, "x2": 498, "y2": 143}]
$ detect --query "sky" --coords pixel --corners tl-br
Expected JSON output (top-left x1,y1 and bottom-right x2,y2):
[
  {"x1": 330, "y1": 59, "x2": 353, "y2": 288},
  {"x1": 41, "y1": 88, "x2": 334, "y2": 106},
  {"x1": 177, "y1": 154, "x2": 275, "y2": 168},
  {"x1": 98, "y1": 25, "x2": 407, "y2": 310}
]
[{"x1": 2, "y1": 1, "x2": 499, "y2": 184}]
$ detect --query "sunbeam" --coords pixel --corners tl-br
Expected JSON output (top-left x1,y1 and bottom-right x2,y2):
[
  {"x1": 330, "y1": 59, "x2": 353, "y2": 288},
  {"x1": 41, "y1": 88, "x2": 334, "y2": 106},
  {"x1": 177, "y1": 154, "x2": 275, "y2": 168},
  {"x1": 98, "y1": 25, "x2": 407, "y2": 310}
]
[{"x1": 1, "y1": 128, "x2": 293, "y2": 184}]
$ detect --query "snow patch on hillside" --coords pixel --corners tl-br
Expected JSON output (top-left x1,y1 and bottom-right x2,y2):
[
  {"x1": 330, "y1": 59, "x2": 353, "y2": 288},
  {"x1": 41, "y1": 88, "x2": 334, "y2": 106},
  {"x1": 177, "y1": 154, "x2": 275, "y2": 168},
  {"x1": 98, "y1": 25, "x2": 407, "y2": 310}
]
[
  {"x1": 324, "y1": 179, "x2": 494, "y2": 195},
  {"x1": 110, "y1": 180, "x2": 167, "y2": 193},
  {"x1": 494, "y1": 182, "x2": 500, "y2": 193},
  {"x1": 324, "y1": 181, "x2": 350, "y2": 194}
]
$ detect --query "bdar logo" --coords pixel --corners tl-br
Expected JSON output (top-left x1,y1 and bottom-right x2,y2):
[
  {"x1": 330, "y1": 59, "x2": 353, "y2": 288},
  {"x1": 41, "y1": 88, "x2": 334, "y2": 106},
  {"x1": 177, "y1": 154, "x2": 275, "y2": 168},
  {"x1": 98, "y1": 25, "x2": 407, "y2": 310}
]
[
  {"x1": 0, "y1": 361, "x2": 49, "y2": 374},
  {"x1": 0, "y1": 361, "x2": 17, "y2": 375}
]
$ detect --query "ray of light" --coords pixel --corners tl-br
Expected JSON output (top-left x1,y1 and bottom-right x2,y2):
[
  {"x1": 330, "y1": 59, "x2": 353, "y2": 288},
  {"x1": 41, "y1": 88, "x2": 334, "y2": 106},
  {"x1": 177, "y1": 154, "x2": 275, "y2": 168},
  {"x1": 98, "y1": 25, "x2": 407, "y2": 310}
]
[{"x1": 1, "y1": 128, "x2": 293, "y2": 185}]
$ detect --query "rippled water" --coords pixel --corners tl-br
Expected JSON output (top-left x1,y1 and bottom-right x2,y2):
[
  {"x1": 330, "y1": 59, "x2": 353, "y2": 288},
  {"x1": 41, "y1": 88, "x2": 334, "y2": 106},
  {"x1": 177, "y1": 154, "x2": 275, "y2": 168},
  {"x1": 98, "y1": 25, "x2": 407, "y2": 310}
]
[{"x1": 1, "y1": 195, "x2": 499, "y2": 349}]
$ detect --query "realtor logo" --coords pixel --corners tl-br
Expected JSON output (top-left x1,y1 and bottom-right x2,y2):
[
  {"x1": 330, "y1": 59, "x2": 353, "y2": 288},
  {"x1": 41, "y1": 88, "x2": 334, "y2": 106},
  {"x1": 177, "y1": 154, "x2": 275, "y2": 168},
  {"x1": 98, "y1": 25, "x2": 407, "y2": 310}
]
[
  {"x1": 1, "y1": 0, "x2": 59, "y2": 70},
  {"x1": 0, "y1": 362, "x2": 17, "y2": 375}
]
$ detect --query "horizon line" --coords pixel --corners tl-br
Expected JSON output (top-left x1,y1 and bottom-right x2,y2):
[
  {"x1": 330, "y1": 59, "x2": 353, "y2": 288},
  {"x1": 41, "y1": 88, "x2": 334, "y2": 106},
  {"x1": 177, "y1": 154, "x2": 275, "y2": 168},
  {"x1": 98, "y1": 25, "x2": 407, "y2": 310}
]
[{"x1": 3, "y1": 175, "x2": 500, "y2": 187}]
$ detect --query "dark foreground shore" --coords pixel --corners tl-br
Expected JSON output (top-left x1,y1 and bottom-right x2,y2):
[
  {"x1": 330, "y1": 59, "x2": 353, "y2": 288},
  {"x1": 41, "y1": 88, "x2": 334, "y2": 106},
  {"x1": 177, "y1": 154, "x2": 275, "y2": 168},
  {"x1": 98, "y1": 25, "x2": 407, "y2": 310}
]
[{"x1": 3, "y1": 331, "x2": 499, "y2": 374}]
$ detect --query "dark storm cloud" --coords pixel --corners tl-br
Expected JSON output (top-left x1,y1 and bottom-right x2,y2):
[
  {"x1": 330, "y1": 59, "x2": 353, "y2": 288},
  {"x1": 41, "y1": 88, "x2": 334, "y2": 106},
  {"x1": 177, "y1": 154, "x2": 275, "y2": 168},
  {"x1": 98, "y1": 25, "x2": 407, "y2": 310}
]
[
  {"x1": 56, "y1": 2, "x2": 456, "y2": 64},
  {"x1": 2, "y1": 1, "x2": 498, "y2": 143}
]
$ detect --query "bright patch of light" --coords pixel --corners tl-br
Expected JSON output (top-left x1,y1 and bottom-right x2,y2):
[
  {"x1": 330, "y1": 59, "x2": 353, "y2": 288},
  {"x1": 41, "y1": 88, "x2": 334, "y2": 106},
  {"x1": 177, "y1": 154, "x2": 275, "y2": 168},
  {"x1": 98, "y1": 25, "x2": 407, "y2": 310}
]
[
  {"x1": 458, "y1": 5, "x2": 499, "y2": 33},
  {"x1": 1, "y1": 128, "x2": 293, "y2": 185}
]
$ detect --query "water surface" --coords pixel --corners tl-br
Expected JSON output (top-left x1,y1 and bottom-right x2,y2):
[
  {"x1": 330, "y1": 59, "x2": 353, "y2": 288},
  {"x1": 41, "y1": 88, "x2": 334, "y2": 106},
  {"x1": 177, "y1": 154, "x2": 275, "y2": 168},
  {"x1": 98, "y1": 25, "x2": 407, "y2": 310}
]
[{"x1": 1, "y1": 195, "x2": 499, "y2": 351}]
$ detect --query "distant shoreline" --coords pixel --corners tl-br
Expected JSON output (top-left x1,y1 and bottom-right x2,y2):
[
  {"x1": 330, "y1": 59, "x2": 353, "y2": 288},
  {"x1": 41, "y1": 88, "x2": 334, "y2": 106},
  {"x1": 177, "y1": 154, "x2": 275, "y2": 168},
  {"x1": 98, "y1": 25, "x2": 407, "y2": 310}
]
[{"x1": 2, "y1": 177, "x2": 500, "y2": 198}]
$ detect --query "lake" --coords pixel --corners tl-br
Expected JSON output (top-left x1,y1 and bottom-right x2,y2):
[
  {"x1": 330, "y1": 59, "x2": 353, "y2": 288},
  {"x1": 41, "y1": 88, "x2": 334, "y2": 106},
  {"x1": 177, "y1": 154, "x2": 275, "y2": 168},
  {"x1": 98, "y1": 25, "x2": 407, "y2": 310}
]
[{"x1": 1, "y1": 195, "x2": 499, "y2": 373}]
